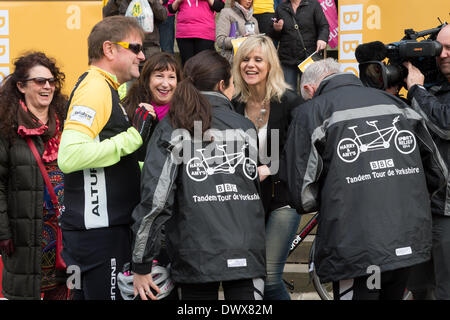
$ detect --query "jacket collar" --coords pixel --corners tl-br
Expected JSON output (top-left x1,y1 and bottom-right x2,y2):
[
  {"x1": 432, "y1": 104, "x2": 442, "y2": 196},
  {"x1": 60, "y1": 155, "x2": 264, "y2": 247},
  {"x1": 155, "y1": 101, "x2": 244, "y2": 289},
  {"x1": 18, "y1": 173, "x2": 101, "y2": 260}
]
[
  {"x1": 201, "y1": 91, "x2": 235, "y2": 111},
  {"x1": 315, "y1": 72, "x2": 364, "y2": 97}
]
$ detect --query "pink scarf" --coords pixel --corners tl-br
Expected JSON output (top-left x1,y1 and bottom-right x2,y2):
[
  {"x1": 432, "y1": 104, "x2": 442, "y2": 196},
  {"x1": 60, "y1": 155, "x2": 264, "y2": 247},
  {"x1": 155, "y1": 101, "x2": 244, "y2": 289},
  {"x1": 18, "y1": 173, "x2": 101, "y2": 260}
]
[{"x1": 153, "y1": 103, "x2": 170, "y2": 121}]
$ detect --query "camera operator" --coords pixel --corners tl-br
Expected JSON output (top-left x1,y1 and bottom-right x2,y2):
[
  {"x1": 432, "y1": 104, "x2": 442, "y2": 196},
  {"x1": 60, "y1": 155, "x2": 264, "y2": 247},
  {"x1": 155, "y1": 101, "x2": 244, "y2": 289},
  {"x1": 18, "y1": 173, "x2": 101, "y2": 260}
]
[{"x1": 404, "y1": 24, "x2": 450, "y2": 300}]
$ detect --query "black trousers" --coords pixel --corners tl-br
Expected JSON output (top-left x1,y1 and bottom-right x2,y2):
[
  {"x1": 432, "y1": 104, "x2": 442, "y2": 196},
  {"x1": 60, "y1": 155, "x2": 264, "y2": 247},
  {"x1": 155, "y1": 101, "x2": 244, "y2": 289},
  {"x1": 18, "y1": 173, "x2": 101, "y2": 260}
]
[
  {"x1": 333, "y1": 267, "x2": 411, "y2": 300},
  {"x1": 62, "y1": 226, "x2": 132, "y2": 300},
  {"x1": 178, "y1": 278, "x2": 264, "y2": 300},
  {"x1": 176, "y1": 37, "x2": 215, "y2": 66}
]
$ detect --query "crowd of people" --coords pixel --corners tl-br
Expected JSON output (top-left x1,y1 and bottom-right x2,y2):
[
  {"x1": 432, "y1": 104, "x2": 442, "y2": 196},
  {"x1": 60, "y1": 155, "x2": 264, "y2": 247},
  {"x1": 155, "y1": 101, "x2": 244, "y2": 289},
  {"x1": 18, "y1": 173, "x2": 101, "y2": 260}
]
[{"x1": 0, "y1": 0, "x2": 449, "y2": 302}]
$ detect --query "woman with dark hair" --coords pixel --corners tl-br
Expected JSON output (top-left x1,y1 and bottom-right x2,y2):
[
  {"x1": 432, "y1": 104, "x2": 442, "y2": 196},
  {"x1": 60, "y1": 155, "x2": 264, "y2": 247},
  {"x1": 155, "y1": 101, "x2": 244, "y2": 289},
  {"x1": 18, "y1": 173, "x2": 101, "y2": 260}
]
[
  {"x1": 130, "y1": 50, "x2": 266, "y2": 300},
  {"x1": 122, "y1": 52, "x2": 181, "y2": 159},
  {"x1": 0, "y1": 52, "x2": 69, "y2": 300}
]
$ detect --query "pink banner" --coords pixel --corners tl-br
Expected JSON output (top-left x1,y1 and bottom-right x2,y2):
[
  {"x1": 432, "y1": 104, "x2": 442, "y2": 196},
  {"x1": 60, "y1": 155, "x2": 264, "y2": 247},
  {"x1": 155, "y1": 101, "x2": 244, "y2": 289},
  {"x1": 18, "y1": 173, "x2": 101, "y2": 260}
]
[{"x1": 318, "y1": 0, "x2": 338, "y2": 49}]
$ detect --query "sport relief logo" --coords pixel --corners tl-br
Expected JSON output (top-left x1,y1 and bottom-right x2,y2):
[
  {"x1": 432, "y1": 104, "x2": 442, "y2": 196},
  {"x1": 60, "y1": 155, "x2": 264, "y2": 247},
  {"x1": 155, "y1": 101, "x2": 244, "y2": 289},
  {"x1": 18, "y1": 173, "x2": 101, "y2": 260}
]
[
  {"x1": 337, "y1": 116, "x2": 416, "y2": 163},
  {"x1": 186, "y1": 143, "x2": 257, "y2": 181}
]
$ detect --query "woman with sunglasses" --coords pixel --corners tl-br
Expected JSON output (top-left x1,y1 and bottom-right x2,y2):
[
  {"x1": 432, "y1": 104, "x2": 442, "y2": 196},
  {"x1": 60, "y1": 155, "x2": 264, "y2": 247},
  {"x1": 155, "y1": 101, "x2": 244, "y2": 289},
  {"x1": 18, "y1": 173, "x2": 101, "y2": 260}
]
[
  {"x1": 122, "y1": 52, "x2": 182, "y2": 160},
  {"x1": 0, "y1": 52, "x2": 69, "y2": 300},
  {"x1": 131, "y1": 50, "x2": 266, "y2": 300}
]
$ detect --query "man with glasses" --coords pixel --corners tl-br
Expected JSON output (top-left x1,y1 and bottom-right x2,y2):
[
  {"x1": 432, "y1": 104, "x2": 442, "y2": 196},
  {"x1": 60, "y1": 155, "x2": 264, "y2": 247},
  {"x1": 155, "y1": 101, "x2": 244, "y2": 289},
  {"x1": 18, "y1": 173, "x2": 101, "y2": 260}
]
[{"x1": 57, "y1": 16, "x2": 147, "y2": 300}]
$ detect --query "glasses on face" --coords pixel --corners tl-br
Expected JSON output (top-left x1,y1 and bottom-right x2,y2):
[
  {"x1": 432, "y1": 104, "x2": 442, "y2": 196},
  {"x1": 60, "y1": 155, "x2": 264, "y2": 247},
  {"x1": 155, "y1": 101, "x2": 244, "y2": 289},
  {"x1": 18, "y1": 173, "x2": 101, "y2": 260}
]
[
  {"x1": 112, "y1": 42, "x2": 143, "y2": 55},
  {"x1": 24, "y1": 77, "x2": 56, "y2": 87}
]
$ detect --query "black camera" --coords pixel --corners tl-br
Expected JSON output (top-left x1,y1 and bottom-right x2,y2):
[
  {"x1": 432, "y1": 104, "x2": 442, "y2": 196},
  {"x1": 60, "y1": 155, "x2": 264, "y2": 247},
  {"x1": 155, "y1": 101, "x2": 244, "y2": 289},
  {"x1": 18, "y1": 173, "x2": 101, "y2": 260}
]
[{"x1": 356, "y1": 23, "x2": 447, "y2": 90}]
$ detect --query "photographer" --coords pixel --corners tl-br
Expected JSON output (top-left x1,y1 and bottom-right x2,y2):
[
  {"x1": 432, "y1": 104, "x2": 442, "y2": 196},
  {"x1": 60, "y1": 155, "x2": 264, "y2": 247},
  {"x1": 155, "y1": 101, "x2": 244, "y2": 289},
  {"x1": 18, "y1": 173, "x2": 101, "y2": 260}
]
[{"x1": 404, "y1": 24, "x2": 450, "y2": 300}]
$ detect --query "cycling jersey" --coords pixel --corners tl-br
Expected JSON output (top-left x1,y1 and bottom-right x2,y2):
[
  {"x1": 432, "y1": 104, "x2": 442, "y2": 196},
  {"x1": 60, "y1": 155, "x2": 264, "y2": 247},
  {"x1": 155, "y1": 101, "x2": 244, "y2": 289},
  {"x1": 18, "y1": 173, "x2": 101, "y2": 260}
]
[{"x1": 60, "y1": 66, "x2": 141, "y2": 230}]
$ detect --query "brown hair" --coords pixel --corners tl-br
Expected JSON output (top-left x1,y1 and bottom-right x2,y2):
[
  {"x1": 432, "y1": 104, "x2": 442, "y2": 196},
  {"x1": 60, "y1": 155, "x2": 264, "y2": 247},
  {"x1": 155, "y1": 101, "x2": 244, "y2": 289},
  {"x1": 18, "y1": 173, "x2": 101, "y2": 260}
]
[
  {"x1": 0, "y1": 51, "x2": 67, "y2": 141},
  {"x1": 88, "y1": 16, "x2": 145, "y2": 64},
  {"x1": 122, "y1": 52, "x2": 182, "y2": 121},
  {"x1": 169, "y1": 50, "x2": 232, "y2": 134}
]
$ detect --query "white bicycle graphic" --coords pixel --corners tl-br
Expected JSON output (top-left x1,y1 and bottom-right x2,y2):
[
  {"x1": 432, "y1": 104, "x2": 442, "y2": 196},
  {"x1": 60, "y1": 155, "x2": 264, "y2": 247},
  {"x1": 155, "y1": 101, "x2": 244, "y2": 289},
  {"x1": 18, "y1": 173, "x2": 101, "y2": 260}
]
[
  {"x1": 186, "y1": 143, "x2": 258, "y2": 181},
  {"x1": 337, "y1": 116, "x2": 416, "y2": 163}
]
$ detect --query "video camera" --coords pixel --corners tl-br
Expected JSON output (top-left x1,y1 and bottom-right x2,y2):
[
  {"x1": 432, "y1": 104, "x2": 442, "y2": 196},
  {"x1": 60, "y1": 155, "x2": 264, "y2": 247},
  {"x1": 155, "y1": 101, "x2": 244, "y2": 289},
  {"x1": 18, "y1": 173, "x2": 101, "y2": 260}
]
[{"x1": 356, "y1": 22, "x2": 447, "y2": 90}]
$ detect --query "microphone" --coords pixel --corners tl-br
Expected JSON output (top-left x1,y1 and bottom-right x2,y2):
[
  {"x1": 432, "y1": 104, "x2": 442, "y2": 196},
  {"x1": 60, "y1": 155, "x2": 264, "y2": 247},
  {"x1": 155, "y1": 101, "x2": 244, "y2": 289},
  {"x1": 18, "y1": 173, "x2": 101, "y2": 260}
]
[{"x1": 355, "y1": 41, "x2": 387, "y2": 63}]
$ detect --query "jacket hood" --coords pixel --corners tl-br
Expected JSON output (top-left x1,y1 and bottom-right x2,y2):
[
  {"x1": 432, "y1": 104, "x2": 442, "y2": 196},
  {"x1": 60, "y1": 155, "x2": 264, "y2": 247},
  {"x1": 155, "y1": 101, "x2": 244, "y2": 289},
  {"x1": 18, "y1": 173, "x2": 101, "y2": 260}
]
[
  {"x1": 315, "y1": 72, "x2": 364, "y2": 97},
  {"x1": 201, "y1": 91, "x2": 235, "y2": 111}
]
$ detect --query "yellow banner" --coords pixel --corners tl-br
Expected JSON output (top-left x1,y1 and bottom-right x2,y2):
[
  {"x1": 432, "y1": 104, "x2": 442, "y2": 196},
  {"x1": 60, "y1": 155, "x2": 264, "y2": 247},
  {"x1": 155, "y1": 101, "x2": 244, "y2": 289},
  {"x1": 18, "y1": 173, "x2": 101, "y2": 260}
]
[
  {"x1": 0, "y1": 1, "x2": 103, "y2": 94},
  {"x1": 338, "y1": 0, "x2": 449, "y2": 76}
]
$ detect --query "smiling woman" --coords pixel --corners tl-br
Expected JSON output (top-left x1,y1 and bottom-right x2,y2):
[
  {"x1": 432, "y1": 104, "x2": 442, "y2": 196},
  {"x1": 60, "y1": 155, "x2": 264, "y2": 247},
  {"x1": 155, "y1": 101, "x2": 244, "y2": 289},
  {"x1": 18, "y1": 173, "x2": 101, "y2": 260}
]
[
  {"x1": 0, "y1": 52, "x2": 69, "y2": 300},
  {"x1": 122, "y1": 52, "x2": 182, "y2": 160}
]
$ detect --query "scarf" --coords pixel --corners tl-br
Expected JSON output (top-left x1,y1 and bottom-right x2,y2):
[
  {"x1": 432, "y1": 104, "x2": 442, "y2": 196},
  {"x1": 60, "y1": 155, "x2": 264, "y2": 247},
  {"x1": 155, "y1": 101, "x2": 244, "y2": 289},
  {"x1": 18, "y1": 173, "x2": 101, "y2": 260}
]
[
  {"x1": 17, "y1": 100, "x2": 61, "y2": 163},
  {"x1": 235, "y1": 3, "x2": 254, "y2": 21},
  {"x1": 153, "y1": 102, "x2": 170, "y2": 121}
]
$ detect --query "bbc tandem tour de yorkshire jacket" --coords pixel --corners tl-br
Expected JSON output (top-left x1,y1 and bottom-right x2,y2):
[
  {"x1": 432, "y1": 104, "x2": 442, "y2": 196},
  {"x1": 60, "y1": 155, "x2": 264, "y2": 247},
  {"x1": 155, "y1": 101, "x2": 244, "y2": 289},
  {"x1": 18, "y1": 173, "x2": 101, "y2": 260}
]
[
  {"x1": 131, "y1": 91, "x2": 266, "y2": 283},
  {"x1": 282, "y1": 73, "x2": 447, "y2": 283}
]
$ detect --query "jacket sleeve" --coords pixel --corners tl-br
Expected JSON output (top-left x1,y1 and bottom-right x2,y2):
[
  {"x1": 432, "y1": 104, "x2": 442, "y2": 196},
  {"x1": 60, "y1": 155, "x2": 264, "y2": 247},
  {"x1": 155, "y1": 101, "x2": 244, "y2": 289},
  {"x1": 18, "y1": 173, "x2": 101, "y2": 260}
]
[
  {"x1": 0, "y1": 138, "x2": 11, "y2": 240},
  {"x1": 149, "y1": 0, "x2": 167, "y2": 24},
  {"x1": 405, "y1": 107, "x2": 448, "y2": 198},
  {"x1": 210, "y1": 0, "x2": 225, "y2": 12},
  {"x1": 215, "y1": 10, "x2": 234, "y2": 50},
  {"x1": 314, "y1": 0, "x2": 329, "y2": 42},
  {"x1": 131, "y1": 125, "x2": 179, "y2": 274},
  {"x1": 408, "y1": 85, "x2": 450, "y2": 135},
  {"x1": 281, "y1": 102, "x2": 323, "y2": 214}
]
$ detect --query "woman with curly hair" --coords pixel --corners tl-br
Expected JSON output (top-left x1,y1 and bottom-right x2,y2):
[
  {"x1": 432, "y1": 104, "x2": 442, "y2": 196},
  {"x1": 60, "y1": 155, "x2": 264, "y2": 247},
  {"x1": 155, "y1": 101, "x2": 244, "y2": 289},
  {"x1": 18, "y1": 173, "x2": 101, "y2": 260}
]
[{"x1": 0, "y1": 52, "x2": 69, "y2": 300}]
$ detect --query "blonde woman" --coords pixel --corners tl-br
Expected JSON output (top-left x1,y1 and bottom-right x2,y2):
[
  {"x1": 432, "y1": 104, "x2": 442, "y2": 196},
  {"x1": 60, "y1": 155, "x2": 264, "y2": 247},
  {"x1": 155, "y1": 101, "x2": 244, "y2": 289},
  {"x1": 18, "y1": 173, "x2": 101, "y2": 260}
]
[{"x1": 232, "y1": 35, "x2": 304, "y2": 300}]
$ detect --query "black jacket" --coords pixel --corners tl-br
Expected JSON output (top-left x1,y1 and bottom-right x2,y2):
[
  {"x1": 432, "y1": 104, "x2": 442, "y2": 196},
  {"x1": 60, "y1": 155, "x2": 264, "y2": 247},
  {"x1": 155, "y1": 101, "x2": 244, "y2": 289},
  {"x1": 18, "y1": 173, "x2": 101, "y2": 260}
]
[
  {"x1": 408, "y1": 82, "x2": 450, "y2": 216},
  {"x1": 282, "y1": 73, "x2": 447, "y2": 282},
  {"x1": 233, "y1": 89, "x2": 304, "y2": 215},
  {"x1": 272, "y1": 0, "x2": 329, "y2": 68},
  {"x1": 0, "y1": 135, "x2": 64, "y2": 300},
  {"x1": 131, "y1": 92, "x2": 266, "y2": 283}
]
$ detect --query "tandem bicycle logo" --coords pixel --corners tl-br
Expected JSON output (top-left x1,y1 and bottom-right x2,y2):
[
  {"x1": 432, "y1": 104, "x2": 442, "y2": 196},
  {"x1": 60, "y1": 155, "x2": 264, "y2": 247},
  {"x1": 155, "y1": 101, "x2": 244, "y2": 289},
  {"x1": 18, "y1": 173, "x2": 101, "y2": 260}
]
[{"x1": 337, "y1": 116, "x2": 416, "y2": 163}]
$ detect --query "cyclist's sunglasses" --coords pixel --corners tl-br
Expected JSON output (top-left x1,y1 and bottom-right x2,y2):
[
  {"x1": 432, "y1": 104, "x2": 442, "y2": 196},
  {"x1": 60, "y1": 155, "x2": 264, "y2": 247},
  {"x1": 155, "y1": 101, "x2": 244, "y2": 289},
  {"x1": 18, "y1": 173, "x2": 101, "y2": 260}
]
[
  {"x1": 23, "y1": 77, "x2": 56, "y2": 87},
  {"x1": 112, "y1": 41, "x2": 143, "y2": 55}
]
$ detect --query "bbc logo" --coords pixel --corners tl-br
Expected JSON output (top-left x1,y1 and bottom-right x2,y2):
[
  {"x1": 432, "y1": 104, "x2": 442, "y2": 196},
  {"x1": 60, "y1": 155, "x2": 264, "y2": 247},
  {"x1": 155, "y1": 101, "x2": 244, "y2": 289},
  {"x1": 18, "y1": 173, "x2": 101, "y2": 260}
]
[
  {"x1": 216, "y1": 183, "x2": 238, "y2": 194},
  {"x1": 370, "y1": 159, "x2": 394, "y2": 170}
]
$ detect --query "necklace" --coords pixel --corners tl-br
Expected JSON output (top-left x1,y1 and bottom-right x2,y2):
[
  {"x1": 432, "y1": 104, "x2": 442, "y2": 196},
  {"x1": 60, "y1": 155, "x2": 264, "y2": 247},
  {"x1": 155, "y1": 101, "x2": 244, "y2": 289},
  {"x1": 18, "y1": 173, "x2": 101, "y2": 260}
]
[{"x1": 250, "y1": 98, "x2": 269, "y2": 130}]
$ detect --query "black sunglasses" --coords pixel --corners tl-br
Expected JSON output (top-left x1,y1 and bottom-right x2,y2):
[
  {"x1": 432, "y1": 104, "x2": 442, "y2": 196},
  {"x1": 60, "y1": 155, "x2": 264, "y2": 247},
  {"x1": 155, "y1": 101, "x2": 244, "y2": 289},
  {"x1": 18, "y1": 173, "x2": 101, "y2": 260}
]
[
  {"x1": 112, "y1": 42, "x2": 143, "y2": 55},
  {"x1": 24, "y1": 77, "x2": 56, "y2": 87}
]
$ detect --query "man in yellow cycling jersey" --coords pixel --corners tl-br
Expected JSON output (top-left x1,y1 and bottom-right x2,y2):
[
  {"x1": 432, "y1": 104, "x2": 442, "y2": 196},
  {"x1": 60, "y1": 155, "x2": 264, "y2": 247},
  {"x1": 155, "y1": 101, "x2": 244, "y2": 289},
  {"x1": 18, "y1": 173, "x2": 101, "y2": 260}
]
[{"x1": 57, "y1": 16, "x2": 147, "y2": 300}]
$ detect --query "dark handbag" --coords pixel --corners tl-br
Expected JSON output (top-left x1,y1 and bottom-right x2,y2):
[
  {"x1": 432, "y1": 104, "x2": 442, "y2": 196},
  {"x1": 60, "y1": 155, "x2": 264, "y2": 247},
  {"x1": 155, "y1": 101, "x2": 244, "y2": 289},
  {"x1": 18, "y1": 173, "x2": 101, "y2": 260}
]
[{"x1": 26, "y1": 137, "x2": 67, "y2": 270}]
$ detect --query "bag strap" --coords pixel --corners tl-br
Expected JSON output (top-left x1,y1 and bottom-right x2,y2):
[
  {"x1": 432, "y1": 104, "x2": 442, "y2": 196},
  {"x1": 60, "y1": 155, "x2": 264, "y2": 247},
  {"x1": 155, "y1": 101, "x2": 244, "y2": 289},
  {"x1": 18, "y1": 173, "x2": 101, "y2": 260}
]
[
  {"x1": 290, "y1": 14, "x2": 308, "y2": 56},
  {"x1": 25, "y1": 137, "x2": 61, "y2": 217}
]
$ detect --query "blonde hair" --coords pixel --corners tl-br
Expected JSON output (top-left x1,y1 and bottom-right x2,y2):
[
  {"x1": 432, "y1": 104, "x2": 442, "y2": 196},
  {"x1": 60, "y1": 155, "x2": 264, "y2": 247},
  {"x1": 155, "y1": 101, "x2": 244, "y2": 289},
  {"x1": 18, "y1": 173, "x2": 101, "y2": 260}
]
[{"x1": 232, "y1": 35, "x2": 290, "y2": 103}]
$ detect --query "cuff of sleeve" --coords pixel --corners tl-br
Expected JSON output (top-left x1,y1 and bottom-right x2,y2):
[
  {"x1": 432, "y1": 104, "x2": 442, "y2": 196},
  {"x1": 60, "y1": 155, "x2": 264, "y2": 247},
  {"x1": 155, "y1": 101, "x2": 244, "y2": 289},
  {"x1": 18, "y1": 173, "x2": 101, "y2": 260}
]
[
  {"x1": 407, "y1": 84, "x2": 426, "y2": 100},
  {"x1": 131, "y1": 262, "x2": 153, "y2": 275}
]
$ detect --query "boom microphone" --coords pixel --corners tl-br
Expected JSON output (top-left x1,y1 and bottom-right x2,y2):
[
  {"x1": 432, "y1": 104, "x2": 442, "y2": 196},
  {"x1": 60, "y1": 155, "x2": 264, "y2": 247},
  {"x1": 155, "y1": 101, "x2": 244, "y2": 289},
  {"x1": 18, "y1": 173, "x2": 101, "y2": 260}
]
[{"x1": 355, "y1": 41, "x2": 387, "y2": 63}]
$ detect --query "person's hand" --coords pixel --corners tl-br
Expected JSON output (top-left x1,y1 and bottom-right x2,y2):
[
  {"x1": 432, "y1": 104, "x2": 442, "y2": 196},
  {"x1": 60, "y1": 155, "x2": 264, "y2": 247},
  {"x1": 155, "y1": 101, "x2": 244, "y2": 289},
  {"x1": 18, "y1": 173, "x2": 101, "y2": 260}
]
[
  {"x1": 0, "y1": 239, "x2": 14, "y2": 256},
  {"x1": 132, "y1": 103, "x2": 156, "y2": 142},
  {"x1": 273, "y1": 18, "x2": 284, "y2": 32},
  {"x1": 133, "y1": 273, "x2": 161, "y2": 300},
  {"x1": 258, "y1": 165, "x2": 271, "y2": 182},
  {"x1": 316, "y1": 40, "x2": 327, "y2": 52},
  {"x1": 403, "y1": 61, "x2": 425, "y2": 90}
]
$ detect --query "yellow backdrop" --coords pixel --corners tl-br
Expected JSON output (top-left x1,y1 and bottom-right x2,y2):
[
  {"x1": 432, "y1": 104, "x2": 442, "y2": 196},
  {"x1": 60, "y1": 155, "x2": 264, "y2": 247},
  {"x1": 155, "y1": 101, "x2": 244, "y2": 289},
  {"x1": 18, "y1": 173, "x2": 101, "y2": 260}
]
[
  {"x1": 338, "y1": 0, "x2": 449, "y2": 76},
  {"x1": 0, "y1": 1, "x2": 103, "y2": 94}
]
